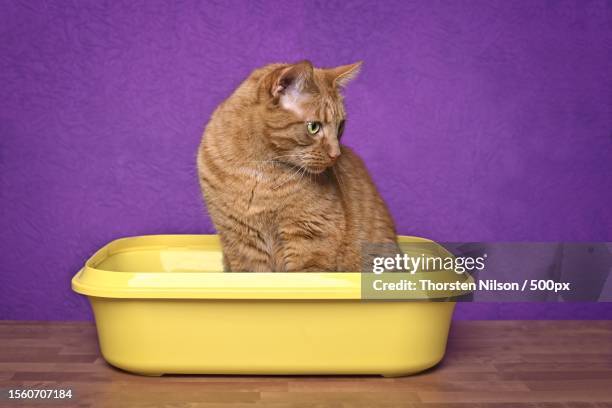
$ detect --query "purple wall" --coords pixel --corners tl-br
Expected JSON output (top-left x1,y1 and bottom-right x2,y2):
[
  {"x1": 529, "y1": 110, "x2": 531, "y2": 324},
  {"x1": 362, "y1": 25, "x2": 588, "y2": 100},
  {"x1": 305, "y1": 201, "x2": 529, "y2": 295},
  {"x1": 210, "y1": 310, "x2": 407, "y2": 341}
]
[{"x1": 1, "y1": 1, "x2": 611, "y2": 320}]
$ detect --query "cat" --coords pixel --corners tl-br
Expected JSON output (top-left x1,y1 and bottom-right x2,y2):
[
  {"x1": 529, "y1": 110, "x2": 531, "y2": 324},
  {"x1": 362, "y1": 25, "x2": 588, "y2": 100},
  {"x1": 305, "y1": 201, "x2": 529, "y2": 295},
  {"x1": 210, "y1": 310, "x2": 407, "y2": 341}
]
[{"x1": 197, "y1": 60, "x2": 398, "y2": 272}]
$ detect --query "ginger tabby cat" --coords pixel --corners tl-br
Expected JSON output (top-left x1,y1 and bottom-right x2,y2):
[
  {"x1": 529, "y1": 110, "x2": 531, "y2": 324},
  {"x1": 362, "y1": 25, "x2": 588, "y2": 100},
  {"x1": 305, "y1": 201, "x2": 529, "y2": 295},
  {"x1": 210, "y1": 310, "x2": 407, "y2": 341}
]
[{"x1": 198, "y1": 61, "x2": 398, "y2": 272}]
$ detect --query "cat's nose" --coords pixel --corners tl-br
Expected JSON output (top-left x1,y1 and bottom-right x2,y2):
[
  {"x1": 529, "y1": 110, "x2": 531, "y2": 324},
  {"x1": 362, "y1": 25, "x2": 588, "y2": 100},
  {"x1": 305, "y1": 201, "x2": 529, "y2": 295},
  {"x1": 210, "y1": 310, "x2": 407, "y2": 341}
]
[{"x1": 328, "y1": 145, "x2": 341, "y2": 160}]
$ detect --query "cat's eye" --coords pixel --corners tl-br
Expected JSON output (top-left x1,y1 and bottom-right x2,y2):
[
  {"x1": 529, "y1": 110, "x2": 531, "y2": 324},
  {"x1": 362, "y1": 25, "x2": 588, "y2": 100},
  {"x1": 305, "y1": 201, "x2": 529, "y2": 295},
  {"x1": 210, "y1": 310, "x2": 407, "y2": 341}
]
[
  {"x1": 306, "y1": 121, "x2": 322, "y2": 135},
  {"x1": 338, "y1": 120, "x2": 346, "y2": 139}
]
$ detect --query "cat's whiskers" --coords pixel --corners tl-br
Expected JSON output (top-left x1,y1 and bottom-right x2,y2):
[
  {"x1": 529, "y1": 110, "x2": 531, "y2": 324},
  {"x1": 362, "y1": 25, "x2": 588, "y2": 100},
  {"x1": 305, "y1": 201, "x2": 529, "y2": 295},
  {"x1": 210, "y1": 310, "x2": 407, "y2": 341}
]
[
  {"x1": 238, "y1": 154, "x2": 304, "y2": 182},
  {"x1": 275, "y1": 165, "x2": 309, "y2": 208},
  {"x1": 247, "y1": 153, "x2": 303, "y2": 165},
  {"x1": 271, "y1": 167, "x2": 298, "y2": 190},
  {"x1": 299, "y1": 166, "x2": 308, "y2": 187},
  {"x1": 238, "y1": 152, "x2": 315, "y2": 188},
  {"x1": 332, "y1": 166, "x2": 346, "y2": 198},
  {"x1": 272, "y1": 163, "x2": 307, "y2": 191}
]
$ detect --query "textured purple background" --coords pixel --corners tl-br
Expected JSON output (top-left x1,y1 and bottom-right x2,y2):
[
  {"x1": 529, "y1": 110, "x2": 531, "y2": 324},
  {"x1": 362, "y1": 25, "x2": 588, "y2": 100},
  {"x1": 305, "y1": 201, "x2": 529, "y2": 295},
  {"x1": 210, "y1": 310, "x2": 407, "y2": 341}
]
[{"x1": 1, "y1": 1, "x2": 611, "y2": 320}]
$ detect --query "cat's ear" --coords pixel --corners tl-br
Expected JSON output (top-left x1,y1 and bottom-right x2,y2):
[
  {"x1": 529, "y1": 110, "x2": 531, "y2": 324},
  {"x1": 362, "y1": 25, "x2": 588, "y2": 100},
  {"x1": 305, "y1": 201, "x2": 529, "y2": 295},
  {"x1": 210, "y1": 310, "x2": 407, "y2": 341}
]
[
  {"x1": 271, "y1": 60, "x2": 314, "y2": 100},
  {"x1": 325, "y1": 61, "x2": 362, "y2": 88}
]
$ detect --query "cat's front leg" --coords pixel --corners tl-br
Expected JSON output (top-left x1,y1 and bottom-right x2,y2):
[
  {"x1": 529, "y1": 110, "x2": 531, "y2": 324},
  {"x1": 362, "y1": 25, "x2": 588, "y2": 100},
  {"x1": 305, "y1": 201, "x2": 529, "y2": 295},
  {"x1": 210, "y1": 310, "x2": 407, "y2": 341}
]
[
  {"x1": 218, "y1": 230, "x2": 274, "y2": 272},
  {"x1": 282, "y1": 244, "x2": 338, "y2": 271},
  {"x1": 278, "y1": 227, "x2": 340, "y2": 272}
]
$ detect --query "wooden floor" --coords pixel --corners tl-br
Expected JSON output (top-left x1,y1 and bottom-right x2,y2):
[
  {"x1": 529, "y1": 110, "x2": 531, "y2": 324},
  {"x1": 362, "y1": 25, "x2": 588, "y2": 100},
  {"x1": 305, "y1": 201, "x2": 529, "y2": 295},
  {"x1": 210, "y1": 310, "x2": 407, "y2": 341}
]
[{"x1": 0, "y1": 321, "x2": 611, "y2": 407}]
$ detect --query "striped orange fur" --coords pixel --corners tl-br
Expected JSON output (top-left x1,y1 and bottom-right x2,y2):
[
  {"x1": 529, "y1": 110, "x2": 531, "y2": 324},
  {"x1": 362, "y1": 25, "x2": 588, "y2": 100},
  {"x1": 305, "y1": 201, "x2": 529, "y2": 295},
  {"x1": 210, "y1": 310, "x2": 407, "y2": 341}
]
[{"x1": 197, "y1": 61, "x2": 398, "y2": 272}]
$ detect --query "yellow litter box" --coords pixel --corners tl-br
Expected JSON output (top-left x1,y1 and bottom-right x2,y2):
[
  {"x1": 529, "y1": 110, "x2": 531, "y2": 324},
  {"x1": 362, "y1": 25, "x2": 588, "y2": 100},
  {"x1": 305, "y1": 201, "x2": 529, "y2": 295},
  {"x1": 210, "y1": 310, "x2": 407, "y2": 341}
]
[{"x1": 72, "y1": 235, "x2": 468, "y2": 377}]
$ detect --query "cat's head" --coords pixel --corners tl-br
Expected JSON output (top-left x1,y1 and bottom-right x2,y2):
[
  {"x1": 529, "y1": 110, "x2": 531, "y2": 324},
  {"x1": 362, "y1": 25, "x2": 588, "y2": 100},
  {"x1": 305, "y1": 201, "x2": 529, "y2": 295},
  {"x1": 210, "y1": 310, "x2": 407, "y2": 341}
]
[{"x1": 259, "y1": 60, "x2": 361, "y2": 174}]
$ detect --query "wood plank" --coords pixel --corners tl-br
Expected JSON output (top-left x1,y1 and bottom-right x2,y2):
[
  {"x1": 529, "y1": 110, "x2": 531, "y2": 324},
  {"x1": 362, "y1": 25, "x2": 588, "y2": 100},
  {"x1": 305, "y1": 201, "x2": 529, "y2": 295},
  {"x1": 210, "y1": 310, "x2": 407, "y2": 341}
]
[{"x1": 0, "y1": 320, "x2": 611, "y2": 406}]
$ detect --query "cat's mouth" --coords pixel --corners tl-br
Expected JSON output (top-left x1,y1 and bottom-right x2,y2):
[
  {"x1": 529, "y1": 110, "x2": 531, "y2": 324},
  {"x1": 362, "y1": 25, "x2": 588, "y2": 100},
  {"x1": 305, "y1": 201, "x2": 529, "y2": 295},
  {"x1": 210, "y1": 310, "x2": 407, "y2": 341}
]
[
  {"x1": 282, "y1": 159, "x2": 333, "y2": 175},
  {"x1": 304, "y1": 163, "x2": 334, "y2": 175}
]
